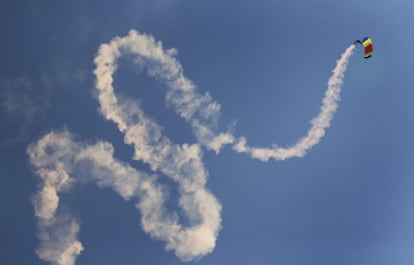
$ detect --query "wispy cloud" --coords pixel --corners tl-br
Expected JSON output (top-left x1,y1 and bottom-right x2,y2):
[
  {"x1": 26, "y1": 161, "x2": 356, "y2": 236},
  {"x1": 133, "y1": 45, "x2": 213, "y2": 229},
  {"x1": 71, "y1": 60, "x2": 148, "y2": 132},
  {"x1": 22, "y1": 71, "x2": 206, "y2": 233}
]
[
  {"x1": 0, "y1": 77, "x2": 51, "y2": 147},
  {"x1": 2, "y1": 77, "x2": 39, "y2": 121}
]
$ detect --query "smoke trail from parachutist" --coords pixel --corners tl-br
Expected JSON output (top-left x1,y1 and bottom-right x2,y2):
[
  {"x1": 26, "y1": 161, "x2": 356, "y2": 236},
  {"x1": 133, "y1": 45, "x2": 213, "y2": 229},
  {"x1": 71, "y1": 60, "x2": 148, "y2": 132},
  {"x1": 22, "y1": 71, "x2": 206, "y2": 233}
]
[
  {"x1": 91, "y1": 30, "x2": 355, "y2": 162},
  {"x1": 28, "y1": 29, "x2": 356, "y2": 265},
  {"x1": 233, "y1": 44, "x2": 355, "y2": 160}
]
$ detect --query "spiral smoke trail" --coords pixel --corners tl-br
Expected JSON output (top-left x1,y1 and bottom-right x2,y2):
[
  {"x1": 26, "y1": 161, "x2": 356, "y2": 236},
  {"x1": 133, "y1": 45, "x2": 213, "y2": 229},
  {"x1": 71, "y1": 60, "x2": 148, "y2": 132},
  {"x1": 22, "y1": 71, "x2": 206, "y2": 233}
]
[{"x1": 27, "y1": 29, "x2": 356, "y2": 265}]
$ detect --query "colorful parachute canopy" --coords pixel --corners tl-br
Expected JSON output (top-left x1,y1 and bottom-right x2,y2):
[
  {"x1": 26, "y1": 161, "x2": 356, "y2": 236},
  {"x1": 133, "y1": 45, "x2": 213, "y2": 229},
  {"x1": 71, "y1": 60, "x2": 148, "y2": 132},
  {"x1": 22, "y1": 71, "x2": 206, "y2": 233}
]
[{"x1": 362, "y1": 37, "x2": 373, "y2": 59}]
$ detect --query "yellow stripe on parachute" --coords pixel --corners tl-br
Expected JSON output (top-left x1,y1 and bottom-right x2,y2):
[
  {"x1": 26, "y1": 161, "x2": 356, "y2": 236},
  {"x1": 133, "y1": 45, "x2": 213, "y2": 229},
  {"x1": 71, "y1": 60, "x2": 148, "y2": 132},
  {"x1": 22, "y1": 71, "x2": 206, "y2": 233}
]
[{"x1": 361, "y1": 37, "x2": 373, "y2": 59}]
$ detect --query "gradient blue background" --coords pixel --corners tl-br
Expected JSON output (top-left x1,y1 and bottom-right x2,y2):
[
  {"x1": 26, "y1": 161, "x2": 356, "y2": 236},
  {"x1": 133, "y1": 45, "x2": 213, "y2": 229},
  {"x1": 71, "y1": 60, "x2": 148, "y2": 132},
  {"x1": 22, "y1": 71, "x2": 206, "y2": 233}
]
[{"x1": 1, "y1": 0, "x2": 414, "y2": 264}]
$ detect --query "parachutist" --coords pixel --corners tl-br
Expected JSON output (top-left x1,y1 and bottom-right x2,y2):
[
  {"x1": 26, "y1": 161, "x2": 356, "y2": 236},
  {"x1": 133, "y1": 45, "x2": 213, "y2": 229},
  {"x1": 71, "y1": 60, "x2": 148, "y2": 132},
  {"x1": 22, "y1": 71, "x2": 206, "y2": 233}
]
[{"x1": 353, "y1": 37, "x2": 373, "y2": 58}]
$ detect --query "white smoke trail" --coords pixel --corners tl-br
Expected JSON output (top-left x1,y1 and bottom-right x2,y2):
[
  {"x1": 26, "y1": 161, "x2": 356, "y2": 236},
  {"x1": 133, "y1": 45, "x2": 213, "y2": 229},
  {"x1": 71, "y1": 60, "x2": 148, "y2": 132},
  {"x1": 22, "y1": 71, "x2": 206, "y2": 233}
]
[
  {"x1": 28, "y1": 130, "x2": 222, "y2": 264},
  {"x1": 29, "y1": 29, "x2": 355, "y2": 264},
  {"x1": 28, "y1": 132, "x2": 84, "y2": 265},
  {"x1": 93, "y1": 30, "x2": 355, "y2": 161},
  {"x1": 233, "y1": 44, "x2": 356, "y2": 161},
  {"x1": 93, "y1": 30, "x2": 233, "y2": 154},
  {"x1": 92, "y1": 30, "x2": 224, "y2": 260}
]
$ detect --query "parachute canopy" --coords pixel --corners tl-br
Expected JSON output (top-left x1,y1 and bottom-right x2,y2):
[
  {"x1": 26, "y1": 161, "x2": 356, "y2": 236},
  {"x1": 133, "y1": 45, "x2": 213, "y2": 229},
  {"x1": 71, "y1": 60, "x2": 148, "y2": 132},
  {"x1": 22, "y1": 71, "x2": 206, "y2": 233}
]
[
  {"x1": 362, "y1": 37, "x2": 373, "y2": 59},
  {"x1": 353, "y1": 37, "x2": 374, "y2": 59}
]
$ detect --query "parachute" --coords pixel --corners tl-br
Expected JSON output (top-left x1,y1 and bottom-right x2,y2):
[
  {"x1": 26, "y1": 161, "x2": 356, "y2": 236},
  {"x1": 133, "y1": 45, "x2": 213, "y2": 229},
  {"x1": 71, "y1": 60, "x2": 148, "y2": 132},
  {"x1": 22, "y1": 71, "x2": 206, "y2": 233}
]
[
  {"x1": 354, "y1": 37, "x2": 373, "y2": 59},
  {"x1": 362, "y1": 37, "x2": 373, "y2": 58}
]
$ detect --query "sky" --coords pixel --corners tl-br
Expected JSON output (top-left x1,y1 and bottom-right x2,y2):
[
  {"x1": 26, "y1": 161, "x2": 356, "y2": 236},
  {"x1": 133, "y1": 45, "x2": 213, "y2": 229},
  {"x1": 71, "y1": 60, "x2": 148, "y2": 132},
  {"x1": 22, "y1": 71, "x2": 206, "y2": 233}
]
[{"x1": 1, "y1": 0, "x2": 414, "y2": 265}]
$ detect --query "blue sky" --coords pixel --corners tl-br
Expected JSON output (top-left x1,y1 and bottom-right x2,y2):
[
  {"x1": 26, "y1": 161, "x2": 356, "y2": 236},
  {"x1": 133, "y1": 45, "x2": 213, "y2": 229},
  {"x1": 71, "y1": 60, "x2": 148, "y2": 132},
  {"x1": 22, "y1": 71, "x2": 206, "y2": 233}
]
[{"x1": 1, "y1": 1, "x2": 414, "y2": 265}]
